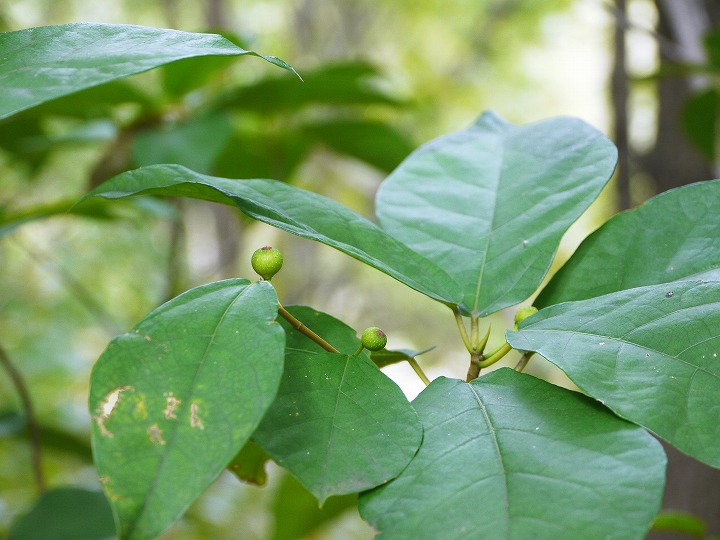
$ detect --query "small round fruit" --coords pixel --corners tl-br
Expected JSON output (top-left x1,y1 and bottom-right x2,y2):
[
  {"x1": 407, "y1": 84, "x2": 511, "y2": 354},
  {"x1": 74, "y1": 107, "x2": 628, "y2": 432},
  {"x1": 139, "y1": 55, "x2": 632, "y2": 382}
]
[
  {"x1": 251, "y1": 246, "x2": 283, "y2": 281},
  {"x1": 361, "y1": 327, "x2": 387, "y2": 351},
  {"x1": 514, "y1": 306, "x2": 538, "y2": 326}
]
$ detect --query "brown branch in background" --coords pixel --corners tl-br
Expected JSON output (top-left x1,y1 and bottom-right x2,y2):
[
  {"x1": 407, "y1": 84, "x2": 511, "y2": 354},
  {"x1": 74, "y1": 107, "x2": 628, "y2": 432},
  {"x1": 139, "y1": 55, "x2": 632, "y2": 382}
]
[
  {"x1": 14, "y1": 240, "x2": 121, "y2": 335},
  {"x1": 162, "y1": 200, "x2": 187, "y2": 303},
  {"x1": 612, "y1": 0, "x2": 632, "y2": 210},
  {"x1": 0, "y1": 343, "x2": 46, "y2": 493}
]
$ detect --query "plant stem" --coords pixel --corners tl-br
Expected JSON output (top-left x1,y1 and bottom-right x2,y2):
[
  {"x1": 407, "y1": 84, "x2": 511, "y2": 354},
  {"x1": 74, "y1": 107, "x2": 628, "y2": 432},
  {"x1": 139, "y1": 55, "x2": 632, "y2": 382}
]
[
  {"x1": 0, "y1": 343, "x2": 46, "y2": 493},
  {"x1": 514, "y1": 352, "x2": 535, "y2": 372},
  {"x1": 470, "y1": 314, "x2": 479, "y2": 351},
  {"x1": 277, "y1": 303, "x2": 339, "y2": 353},
  {"x1": 478, "y1": 342, "x2": 512, "y2": 369},
  {"x1": 476, "y1": 324, "x2": 491, "y2": 354},
  {"x1": 408, "y1": 358, "x2": 430, "y2": 386},
  {"x1": 453, "y1": 307, "x2": 473, "y2": 353},
  {"x1": 465, "y1": 351, "x2": 483, "y2": 382}
]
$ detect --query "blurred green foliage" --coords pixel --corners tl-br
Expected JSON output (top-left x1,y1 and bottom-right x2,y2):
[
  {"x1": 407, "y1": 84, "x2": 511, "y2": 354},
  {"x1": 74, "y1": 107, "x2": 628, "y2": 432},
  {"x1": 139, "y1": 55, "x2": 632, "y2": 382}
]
[{"x1": 0, "y1": 1, "x2": 576, "y2": 537}]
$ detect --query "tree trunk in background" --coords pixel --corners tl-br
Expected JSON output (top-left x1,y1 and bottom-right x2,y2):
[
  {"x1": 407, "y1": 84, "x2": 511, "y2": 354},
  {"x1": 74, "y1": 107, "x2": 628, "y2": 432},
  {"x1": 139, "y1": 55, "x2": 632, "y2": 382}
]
[
  {"x1": 641, "y1": 1, "x2": 715, "y2": 196},
  {"x1": 204, "y1": 0, "x2": 243, "y2": 281},
  {"x1": 643, "y1": 2, "x2": 720, "y2": 537},
  {"x1": 612, "y1": 0, "x2": 631, "y2": 210},
  {"x1": 205, "y1": 0, "x2": 228, "y2": 29}
]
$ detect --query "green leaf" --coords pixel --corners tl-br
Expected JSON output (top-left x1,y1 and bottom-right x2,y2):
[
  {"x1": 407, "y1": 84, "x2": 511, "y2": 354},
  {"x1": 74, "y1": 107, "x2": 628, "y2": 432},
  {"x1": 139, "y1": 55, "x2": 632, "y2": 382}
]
[
  {"x1": 213, "y1": 130, "x2": 311, "y2": 180},
  {"x1": 303, "y1": 119, "x2": 414, "y2": 172},
  {"x1": 159, "y1": 29, "x2": 248, "y2": 98},
  {"x1": 370, "y1": 345, "x2": 436, "y2": 369},
  {"x1": 359, "y1": 370, "x2": 666, "y2": 539},
  {"x1": 280, "y1": 305, "x2": 361, "y2": 354},
  {"x1": 704, "y1": 30, "x2": 720, "y2": 70},
  {"x1": 682, "y1": 89, "x2": 719, "y2": 161},
  {"x1": 508, "y1": 279, "x2": 720, "y2": 468},
  {"x1": 651, "y1": 510, "x2": 707, "y2": 539},
  {"x1": 8, "y1": 80, "x2": 154, "y2": 120},
  {"x1": 227, "y1": 440, "x2": 271, "y2": 486},
  {"x1": 0, "y1": 198, "x2": 172, "y2": 239},
  {"x1": 376, "y1": 111, "x2": 617, "y2": 316},
  {"x1": 9, "y1": 487, "x2": 115, "y2": 540},
  {"x1": 269, "y1": 473, "x2": 358, "y2": 540},
  {"x1": 132, "y1": 113, "x2": 234, "y2": 173},
  {"x1": 217, "y1": 61, "x2": 400, "y2": 113},
  {"x1": 252, "y1": 306, "x2": 423, "y2": 504},
  {"x1": 89, "y1": 279, "x2": 285, "y2": 540},
  {"x1": 0, "y1": 411, "x2": 92, "y2": 462},
  {"x1": 82, "y1": 164, "x2": 462, "y2": 307},
  {"x1": 537, "y1": 180, "x2": 720, "y2": 307},
  {"x1": 0, "y1": 23, "x2": 298, "y2": 120}
]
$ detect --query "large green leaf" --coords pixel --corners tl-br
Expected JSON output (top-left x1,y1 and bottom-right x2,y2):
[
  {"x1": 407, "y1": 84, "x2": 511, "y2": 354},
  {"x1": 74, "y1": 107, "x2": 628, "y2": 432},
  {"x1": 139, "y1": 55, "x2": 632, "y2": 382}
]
[
  {"x1": 83, "y1": 164, "x2": 462, "y2": 306},
  {"x1": 89, "y1": 279, "x2": 285, "y2": 540},
  {"x1": 0, "y1": 23, "x2": 297, "y2": 120},
  {"x1": 508, "y1": 279, "x2": 720, "y2": 467},
  {"x1": 375, "y1": 111, "x2": 617, "y2": 316},
  {"x1": 253, "y1": 306, "x2": 423, "y2": 503},
  {"x1": 9, "y1": 487, "x2": 115, "y2": 540},
  {"x1": 537, "y1": 180, "x2": 720, "y2": 307},
  {"x1": 359, "y1": 370, "x2": 665, "y2": 539}
]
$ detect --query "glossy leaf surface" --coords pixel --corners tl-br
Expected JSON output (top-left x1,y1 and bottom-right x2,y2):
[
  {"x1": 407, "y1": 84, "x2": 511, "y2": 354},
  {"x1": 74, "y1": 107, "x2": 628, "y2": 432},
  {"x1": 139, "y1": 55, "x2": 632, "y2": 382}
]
[
  {"x1": 0, "y1": 23, "x2": 297, "y2": 119},
  {"x1": 538, "y1": 180, "x2": 720, "y2": 307},
  {"x1": 376, "y1": 111, "x2": 617, "y2": 315},
  {"x1": 509, "y1": 280, "x2": 720, "y2": 467},
  {"x1": 83, "y1": 164, "x2": 462, "y2": 306},
  {"x1": 359, "y1": 370, "x2": 665, "y2": 539},
  {"x1": 89, "y1": 279, "x2": 285, "y2": 539},
  {"x1": 253, "y1": 306, "x2": 422, "y2": 503}
]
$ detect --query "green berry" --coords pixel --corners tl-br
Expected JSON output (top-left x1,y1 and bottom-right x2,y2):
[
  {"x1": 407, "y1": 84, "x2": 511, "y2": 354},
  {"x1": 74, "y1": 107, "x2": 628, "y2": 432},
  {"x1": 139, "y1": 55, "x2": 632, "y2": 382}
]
[
  {"x1": 251, "y1": 246, "x2": 283, "y2": 281},
  {"x1": 514, "y1": 306, "x2": 538, "y2": 326},
  {"x1": 361, "y1": 327, "x2": 387, "y2": 351}
]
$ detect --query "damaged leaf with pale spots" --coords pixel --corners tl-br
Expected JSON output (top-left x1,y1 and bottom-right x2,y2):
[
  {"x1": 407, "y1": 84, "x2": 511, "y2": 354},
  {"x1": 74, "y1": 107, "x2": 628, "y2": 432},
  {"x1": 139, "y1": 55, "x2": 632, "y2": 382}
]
[{"x1": 89, "y1": 279, "x2": 285, "y2": 540}]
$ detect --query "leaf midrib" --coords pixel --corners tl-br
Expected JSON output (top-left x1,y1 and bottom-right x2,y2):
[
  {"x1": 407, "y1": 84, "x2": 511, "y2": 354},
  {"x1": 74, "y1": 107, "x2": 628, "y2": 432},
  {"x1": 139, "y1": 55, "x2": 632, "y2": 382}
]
[{"x1": 127, "y1": 283, "x2": 250, "y2": 538}]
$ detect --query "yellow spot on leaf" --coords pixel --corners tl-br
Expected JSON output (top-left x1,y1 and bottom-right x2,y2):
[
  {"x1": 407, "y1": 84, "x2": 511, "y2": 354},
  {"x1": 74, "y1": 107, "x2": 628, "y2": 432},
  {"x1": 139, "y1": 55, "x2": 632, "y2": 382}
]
[
  {"x1": 190, "y1": 402, "x2": 204, "y2": 430},
  {"x1": 147, "y1": 423, "x2": 166, "y2": 445},
  {"x1": 95, "y1": 386, "x2": 134, "y2": 437},
  {"x1": 163, "y1": 392, "x2": 181, "y2": 420}
]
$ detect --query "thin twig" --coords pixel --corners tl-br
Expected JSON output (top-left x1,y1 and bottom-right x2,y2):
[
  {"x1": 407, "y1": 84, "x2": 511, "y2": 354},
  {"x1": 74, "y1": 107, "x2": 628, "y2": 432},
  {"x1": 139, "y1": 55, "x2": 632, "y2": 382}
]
[
  {"x1": 514, "y1": 352, "x2": 535, "y2": 372},
  {"x1": 13, "y1": 239, "x2": 121, "y2": 335},
  {"x1": 277, "y1": 303, "x2": 339, "y2": 353},
  {"x1": 408, "y1": 358, "x2": 430, "y2": 386},
  {"x1": 0, "y1": 343, "x2": 46, "y2": 493}
]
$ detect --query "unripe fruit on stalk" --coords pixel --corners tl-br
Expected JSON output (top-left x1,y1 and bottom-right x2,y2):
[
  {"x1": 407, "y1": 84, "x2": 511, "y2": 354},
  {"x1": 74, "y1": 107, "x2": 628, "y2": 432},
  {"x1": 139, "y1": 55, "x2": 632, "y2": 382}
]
[
  {"x1": 361, "y1": 327, "x2": 387, "y2": 351},
  {"x1": 251, "y1": 246, "x2": 283, "y2": 281},
  {"x1": 514, "y1": 306, "x2": 538, "y2": 326}
]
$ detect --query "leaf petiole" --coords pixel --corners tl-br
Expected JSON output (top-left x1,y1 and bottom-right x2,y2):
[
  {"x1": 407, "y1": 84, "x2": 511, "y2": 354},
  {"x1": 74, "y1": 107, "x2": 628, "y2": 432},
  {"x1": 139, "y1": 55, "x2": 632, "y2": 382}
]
[
  {"x1": 408, "y1": 358, "x2": 431, "y2": 386},
  {"x1": 454, "y1": 307, "x2": 473, "y2": 353},
  {"x1": 514, "y1": 352, "x2": 535, "y2": 372},
  {"x1": 277, "y1": 303, "x2": 339, "y2": 353},
  {"x1": 478, "y1": 342, "x2": 512, "y2": 369}
]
